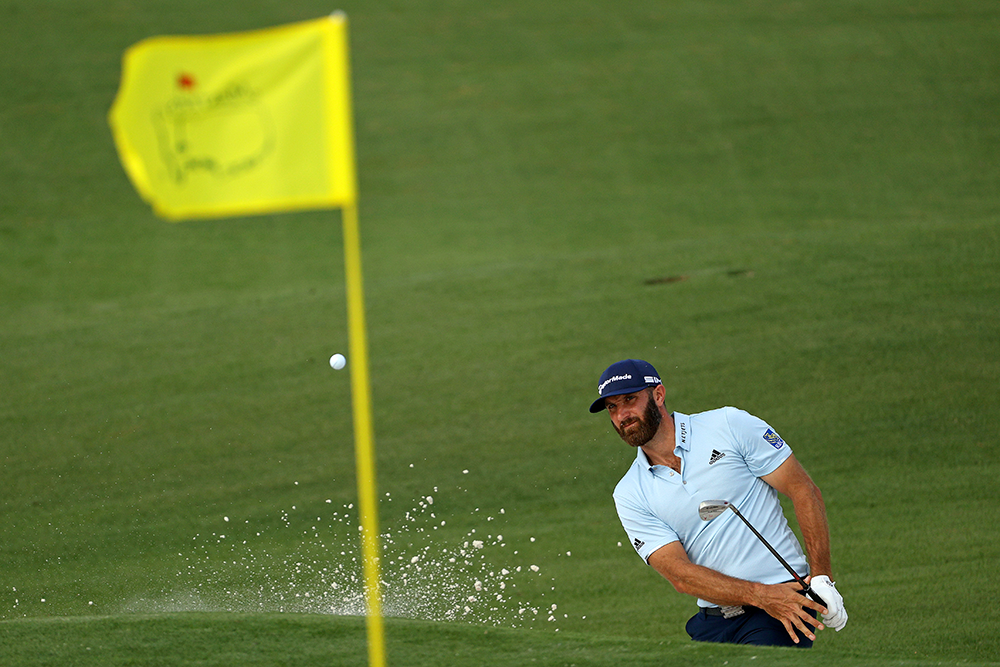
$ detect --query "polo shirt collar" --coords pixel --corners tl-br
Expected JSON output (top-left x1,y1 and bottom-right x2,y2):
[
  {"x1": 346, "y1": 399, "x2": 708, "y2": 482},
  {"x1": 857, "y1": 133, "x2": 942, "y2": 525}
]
[
  {"x1": 635, "y1": 412, "x2": 691, "y2": 470},
  {"x1": 636, "y1": 447, "x2": 653, "y2": 469}
]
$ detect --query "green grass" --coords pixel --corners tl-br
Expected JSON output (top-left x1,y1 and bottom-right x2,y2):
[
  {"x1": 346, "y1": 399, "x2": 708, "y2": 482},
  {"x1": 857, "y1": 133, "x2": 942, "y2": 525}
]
[
  {"x1": 2, "y1": 0, "x2": 999, "y2": 665},
  {"x1": 3, "y1": 614, "x2": 999, "y2": 667}
]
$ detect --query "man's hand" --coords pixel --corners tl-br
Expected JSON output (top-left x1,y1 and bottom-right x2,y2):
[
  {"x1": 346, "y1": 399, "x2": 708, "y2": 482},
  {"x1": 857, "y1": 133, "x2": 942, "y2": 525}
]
[
  {"x1": 752, "y1": 581, "x2": 827, "y2": 644},
  {"x1": 808, "y1": 575, "x2": 848, "y2": 631}
]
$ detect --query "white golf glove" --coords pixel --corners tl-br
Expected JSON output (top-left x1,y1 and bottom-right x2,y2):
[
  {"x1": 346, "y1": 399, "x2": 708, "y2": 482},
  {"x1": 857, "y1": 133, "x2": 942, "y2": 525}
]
[{"x1": 809, "y1": 575, "x2": 848, "y2": 631}]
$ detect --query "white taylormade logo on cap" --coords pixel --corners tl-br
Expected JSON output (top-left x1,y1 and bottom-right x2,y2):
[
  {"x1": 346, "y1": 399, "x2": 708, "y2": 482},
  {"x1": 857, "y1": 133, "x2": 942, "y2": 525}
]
[
  {"x1": 645, "y1": 376, "x2": 661, "y2": 384},
  {"x1": 597, "y1": 374, "x2": 631, "y2": 395}
]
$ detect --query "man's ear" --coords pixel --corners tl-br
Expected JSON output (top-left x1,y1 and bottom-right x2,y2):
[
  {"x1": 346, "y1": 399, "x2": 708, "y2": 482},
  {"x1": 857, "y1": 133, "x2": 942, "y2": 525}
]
[{"x1": 653, "y1": 384, "x2": 666, "y2": 405}]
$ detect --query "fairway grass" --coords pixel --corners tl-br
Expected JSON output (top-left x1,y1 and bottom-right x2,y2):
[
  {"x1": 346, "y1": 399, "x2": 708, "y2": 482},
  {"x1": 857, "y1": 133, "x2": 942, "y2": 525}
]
[{"x1": 1, "y1": 613, "x2": 995, "y2": 667}]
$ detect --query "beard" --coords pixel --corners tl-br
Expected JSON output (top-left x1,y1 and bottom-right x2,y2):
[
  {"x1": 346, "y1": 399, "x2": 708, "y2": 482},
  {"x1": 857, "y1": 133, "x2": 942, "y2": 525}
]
[{"x1": 615, "y1": 392, "x2": 663, "y2": 448}]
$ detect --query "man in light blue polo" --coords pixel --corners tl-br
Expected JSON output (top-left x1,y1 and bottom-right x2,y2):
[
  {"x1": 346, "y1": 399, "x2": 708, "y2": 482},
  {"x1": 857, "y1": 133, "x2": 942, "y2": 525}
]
[{"x1": 590, "y1": 359, "x2": 848, "y2": 646}]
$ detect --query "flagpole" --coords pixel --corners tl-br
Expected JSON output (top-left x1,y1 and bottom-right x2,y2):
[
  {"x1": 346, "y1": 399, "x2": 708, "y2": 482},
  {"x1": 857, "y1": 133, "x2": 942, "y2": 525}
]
[
  {"x1": 342, "y1": 202, "x2": 386, "y2": 667},
  {"x1": 109, "y1": 14, "x2": 383, "y2": 659}
]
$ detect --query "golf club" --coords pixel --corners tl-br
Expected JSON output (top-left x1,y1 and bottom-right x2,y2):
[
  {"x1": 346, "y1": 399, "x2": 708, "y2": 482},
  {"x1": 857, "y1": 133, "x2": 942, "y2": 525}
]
[{"x1": 698, "y1": 500, "x2": 826, "y2": 607}]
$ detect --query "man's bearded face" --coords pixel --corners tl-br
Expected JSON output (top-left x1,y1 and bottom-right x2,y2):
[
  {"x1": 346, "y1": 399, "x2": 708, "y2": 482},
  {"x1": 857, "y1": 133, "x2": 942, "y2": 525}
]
[{"x1": 615, "y1": 390, "x2": 662, "y2": 447}]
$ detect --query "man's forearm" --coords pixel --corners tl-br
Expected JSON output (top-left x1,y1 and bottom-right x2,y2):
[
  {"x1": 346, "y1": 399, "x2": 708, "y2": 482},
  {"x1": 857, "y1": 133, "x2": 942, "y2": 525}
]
[
  {"x1": 761, "y1": 455, "x2": 834, "y2": 578},
  {"x1": 648, "y1": 547, "x2": 764, "y2": 607},
  {"x1": 792, "y1": 483, "x2": 832, "y2": 577}
]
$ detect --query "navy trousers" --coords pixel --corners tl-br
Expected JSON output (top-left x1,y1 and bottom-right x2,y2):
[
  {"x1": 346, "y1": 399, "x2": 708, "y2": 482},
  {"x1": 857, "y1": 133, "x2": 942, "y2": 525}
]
[{"x1": 686, "y1": 607, "x2": 816, "y2": 647}]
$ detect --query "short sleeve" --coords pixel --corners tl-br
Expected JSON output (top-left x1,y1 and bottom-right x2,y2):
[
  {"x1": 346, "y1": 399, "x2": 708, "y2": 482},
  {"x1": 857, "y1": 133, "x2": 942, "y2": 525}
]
[
  {"x1": 613, "y1": 486, "x2": 680, "y2": 564},
  {"x1": 724, "y1": 407, "x2": 792, "y2": 477}
]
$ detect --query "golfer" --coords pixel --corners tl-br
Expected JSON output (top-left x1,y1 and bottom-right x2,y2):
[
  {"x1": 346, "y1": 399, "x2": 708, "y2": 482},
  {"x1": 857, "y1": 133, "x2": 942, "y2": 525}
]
[{"x1": 590, "y1": 359, "x2": 848, "y2": 646}]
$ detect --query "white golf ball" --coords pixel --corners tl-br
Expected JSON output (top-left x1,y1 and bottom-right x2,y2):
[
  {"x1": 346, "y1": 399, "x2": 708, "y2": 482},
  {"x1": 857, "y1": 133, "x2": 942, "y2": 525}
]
[{"x1": 329, "y1": 353, "x2": 347, "y2": 370}]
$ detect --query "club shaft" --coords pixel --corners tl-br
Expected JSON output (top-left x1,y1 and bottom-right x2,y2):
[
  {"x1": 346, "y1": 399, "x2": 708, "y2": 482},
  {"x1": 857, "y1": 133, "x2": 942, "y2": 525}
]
[{"x1": 727, "y1": 505, "x2": 827, "y2": 607}]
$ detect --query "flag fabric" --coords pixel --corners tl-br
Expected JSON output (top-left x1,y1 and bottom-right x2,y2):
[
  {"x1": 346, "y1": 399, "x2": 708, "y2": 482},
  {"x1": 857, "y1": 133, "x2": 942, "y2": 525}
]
[{"x1": 109, "y1": 15, "x2": 356, "y2": 220}]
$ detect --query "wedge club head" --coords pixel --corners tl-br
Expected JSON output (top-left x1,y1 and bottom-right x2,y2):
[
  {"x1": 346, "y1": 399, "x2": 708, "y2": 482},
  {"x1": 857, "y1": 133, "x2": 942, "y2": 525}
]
[{"x1": 698, "y1": 500, "x2": 732, "y2": 521}]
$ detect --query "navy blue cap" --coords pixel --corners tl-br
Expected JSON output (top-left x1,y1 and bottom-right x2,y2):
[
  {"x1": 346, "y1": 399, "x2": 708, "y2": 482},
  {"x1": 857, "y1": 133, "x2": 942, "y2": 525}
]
[{"x1": 589, "y1": 359, "x2": 662, "y2": 413}]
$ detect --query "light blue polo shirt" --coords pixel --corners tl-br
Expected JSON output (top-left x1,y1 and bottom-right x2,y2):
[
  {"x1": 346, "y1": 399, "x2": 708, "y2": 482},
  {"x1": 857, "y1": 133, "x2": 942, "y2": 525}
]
[{"x1": 613, "y1": 407, "x2": 809, "y2": 608}]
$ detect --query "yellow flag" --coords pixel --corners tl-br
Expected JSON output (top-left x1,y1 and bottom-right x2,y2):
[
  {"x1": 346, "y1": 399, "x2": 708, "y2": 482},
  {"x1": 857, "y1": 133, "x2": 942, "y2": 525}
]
[{"x1": 109, "y1": 15, "x2": 356, "y2": 220}]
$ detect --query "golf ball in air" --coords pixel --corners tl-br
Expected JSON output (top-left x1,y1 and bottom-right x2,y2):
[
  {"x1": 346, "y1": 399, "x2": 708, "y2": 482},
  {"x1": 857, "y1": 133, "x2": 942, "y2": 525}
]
[{"x1": 329, "y1": 353, "x2": 347, "y2": 370}]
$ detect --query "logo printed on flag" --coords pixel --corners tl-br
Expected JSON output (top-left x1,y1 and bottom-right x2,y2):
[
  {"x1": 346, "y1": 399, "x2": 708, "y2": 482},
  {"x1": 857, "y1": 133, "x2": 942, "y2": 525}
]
[{"x1": 153, "y1": 80, "x2": 277, "y2": 185}]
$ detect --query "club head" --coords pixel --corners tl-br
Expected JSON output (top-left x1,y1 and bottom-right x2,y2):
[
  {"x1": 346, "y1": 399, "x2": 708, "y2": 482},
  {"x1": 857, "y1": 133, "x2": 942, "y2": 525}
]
[{"x1": 698, "y1": 500, "x2": 731, "y2": 521}]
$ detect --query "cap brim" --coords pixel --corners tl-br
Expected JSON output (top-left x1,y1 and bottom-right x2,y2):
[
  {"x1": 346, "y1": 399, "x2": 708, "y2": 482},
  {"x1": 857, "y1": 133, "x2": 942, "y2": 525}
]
[{"x1": 589, "y1": 385, "x2": 648, "y2": 413}]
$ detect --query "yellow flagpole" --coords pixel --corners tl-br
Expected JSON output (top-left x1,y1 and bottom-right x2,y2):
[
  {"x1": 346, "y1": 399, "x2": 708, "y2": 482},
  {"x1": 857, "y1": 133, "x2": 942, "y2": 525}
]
[
  {"x1": 342, "y1": 202, "x2": 386, "y2": 667},
  {"x1": 332, "y1": 13, "x2": 385, "y2": 667}
]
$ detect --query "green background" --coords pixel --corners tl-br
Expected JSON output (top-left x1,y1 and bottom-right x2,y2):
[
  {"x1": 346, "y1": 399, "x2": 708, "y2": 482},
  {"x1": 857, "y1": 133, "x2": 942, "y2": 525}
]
[{"x1": 2, "y1": 1, "x2": 998, "y2": 664}]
